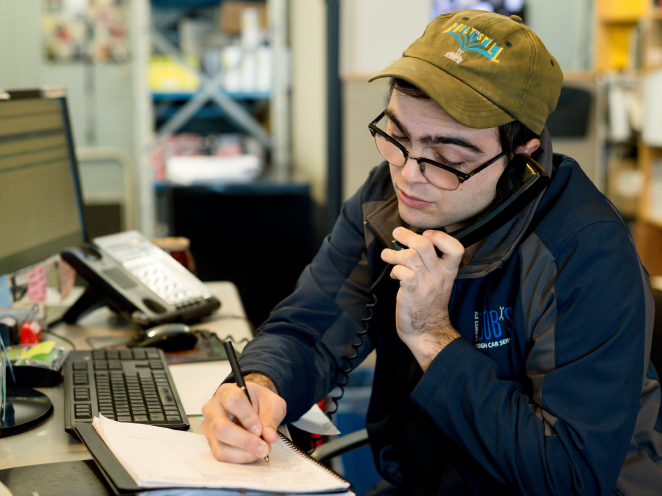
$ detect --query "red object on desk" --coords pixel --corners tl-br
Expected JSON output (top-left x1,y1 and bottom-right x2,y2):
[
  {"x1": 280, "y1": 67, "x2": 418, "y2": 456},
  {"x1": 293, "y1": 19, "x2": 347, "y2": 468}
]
[{"x1": 20, "y1": 320, "x2": 42, "y2": 345}]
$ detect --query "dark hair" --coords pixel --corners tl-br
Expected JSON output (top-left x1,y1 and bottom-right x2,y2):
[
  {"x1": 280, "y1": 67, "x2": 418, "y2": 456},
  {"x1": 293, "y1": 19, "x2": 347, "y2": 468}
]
[{"x1": 388, "y1": 78, "x2": 539, "y2": 160}]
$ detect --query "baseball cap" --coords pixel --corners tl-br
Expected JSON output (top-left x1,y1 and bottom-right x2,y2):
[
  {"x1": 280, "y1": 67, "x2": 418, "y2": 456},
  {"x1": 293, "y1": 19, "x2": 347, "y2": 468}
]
[{"x1": 368, "y1": 10, "x2": 563, "y2": 135}]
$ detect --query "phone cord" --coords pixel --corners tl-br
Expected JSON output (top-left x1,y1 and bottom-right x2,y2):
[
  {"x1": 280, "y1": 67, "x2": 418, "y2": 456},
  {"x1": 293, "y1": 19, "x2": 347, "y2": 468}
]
[{"x1": 325, "y1": 263, "x2": 392, "y2": 418}]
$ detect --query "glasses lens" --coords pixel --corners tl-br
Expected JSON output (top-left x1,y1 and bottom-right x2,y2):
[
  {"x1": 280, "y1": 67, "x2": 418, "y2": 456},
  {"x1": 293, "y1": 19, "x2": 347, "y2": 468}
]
[
  {"x1": 374, "y1": 132, "x2": 406, "y2": 167},
  {"x1": 371, "y1": 123, "x2": 461, "y2": 190},
  {"x1": 418, "y1": 162, "x2": 461, "y2": 190}
]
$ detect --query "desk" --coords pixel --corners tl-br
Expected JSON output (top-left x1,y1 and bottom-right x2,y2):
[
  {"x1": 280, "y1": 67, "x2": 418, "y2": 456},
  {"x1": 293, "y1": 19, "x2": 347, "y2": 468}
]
[{"x1": 0, "y1": 281, "x2": 253, "y2": 470}]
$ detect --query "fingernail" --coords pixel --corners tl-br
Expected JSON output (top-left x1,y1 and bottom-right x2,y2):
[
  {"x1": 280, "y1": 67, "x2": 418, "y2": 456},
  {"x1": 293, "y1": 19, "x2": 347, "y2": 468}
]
[
  {"x1": 250, "y1": 425, "x2": 260, "y2": 435},
  {"x1": 256, "y1": 444, "x2": 265, "y2": 455}
]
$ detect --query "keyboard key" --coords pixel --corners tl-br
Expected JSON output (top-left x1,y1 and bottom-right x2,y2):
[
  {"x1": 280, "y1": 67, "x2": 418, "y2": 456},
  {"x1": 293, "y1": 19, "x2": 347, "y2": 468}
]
[
  {"x1": 158, "y1": 386, "x2": 176, "y2": 406},
  {"x1": 149, "y1": 413, "x2": 165, "y2": 423}
]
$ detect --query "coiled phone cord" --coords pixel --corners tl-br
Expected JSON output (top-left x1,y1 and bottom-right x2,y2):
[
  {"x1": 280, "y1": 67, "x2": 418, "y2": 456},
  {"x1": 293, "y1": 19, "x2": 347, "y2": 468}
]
[{"x1": 325, "y1": 262, "x2": 393, "y2": 418}]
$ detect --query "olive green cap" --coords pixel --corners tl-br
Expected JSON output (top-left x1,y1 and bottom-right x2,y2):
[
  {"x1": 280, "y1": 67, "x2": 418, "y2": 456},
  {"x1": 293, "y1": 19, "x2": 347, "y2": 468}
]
[{"x1": 369, "y1": 10, "x2": 563, "y2": 135}]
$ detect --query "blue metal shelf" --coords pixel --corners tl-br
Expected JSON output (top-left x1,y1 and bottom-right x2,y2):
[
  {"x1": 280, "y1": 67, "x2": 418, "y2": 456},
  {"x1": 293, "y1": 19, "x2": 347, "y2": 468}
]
[
  {"x1": 151, "y1": 0, "x2": 223, "y2": 8},
  {"x1": 152, "y1": 91, "x2": 270, "y2": 101}
]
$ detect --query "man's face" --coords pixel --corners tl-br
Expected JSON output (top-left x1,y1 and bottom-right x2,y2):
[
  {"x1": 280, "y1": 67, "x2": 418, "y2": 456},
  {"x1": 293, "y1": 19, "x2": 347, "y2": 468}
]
[{"x1": 385, "y1": 90, "x2": 507, "y2": 231}]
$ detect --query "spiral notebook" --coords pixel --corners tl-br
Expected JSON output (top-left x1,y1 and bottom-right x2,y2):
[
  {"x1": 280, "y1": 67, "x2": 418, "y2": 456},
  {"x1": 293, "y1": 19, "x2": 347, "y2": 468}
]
[{"x1": 74, "y1": 416, "x2": 352, "y2": 495}]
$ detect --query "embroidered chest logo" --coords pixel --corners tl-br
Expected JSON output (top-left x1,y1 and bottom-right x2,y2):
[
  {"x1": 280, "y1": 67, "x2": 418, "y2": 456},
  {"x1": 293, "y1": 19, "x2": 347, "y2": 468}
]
[
  {"x1": 442, "y1": 22, "x2": 503, "y2": 64},
  {"x1": 474, "y1": 306, "x2": 512, "y2": 349}
]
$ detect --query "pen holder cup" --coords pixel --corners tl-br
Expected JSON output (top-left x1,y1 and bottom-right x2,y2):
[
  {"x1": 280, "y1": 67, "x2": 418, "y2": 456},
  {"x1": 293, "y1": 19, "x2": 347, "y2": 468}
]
[{"x1": 151, "y1": 237, "x2": 197, "y2": 275}]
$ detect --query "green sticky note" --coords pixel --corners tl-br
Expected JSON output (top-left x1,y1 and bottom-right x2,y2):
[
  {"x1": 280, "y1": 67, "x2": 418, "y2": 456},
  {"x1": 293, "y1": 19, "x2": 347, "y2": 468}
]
[{"x1": 20, "y1": 341, "x2": 55, "y2": 359}]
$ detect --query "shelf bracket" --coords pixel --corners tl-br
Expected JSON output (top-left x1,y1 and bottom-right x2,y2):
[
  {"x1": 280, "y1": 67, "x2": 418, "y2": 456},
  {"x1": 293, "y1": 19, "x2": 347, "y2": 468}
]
[{"x1": 150, "y1": 30, "x2": 272, "y2": 149}]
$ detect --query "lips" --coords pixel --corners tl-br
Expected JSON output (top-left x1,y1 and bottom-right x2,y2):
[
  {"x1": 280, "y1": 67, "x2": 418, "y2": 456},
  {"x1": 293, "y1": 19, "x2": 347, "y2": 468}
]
[{"x1": 396, "y1": 186, "x2": 434, "y2": 208}]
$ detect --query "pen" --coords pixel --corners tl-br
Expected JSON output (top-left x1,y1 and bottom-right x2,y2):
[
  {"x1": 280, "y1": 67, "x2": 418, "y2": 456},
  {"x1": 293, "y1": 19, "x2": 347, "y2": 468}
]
[{"x1": 223, "y1": 340, "x2": 270, "y2": 464}]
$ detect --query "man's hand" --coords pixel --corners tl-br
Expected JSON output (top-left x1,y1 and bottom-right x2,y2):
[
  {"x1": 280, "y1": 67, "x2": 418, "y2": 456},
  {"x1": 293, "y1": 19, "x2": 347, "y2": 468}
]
[
  {"x1": 381, "y1": 227, "x2": 463, "y2": 370},
  {"x1": 201, "y1": 373, "x2": 287, "y2": 463}
]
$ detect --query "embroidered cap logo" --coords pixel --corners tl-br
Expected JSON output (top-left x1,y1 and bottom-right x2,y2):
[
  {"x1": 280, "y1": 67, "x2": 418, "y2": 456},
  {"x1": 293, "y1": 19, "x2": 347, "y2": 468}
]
[{"x1": 442, "y1": 22, "x2": 503, "y2": 64}]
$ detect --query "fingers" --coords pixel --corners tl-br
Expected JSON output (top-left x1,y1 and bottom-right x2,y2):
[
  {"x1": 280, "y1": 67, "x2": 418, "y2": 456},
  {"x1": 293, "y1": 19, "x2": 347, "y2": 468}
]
[
  {"x1": 223, "y1": 385, "x2": 263, "y2": 436},
  {"x1": 201, "y1": 383, "x2": 277, "y2": 463},
  {"x1": 200, "y1": 418, "x2": 265, "y2": 463},
  {"x1": 382, "y1": 227, "x2": 463, "y2": 275},
  {"x1": 421, "y1": 230, "x2": 464, "y2": 271}
]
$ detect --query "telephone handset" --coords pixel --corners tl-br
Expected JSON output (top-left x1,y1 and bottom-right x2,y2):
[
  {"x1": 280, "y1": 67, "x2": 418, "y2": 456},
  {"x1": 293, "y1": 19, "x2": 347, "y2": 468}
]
[
  {"x1": 392, "y1": 154, "x2": 549, "y2": 251},
  {"x1": 59, "y1": 231, "x2": 220, "y2": 327}
]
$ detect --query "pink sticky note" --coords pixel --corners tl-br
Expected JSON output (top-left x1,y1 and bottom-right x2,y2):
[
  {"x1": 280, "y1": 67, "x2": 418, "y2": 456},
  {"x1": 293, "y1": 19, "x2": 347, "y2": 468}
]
[
  {"x1": 58, "y1": 259, "x2": 76, "y2": 300},
  {"x1": 27, "y1": 264, "x2": 48, "y2": 302}
]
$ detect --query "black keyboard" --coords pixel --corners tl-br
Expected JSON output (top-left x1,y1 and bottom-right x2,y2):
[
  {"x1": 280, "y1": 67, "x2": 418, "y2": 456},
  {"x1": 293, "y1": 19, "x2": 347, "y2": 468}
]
[{"x1": 63, "y1": 348, "x2": 190, "y2": 433}]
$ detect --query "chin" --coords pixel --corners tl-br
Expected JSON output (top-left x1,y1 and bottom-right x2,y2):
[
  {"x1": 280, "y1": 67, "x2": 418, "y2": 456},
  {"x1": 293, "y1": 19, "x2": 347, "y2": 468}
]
[{"x1": 398, "y1": 205, "x2": 448, "y2": 231}]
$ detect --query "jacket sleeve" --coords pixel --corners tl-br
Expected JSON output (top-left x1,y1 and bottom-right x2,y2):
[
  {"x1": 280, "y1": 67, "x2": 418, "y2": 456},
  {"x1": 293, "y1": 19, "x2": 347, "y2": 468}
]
[
  {"x1": 411, "y1": 220, "x2": 649, "y2": 495},
  {"x1": 235, "y1": 170, "x2": 380, "y2": 424}
]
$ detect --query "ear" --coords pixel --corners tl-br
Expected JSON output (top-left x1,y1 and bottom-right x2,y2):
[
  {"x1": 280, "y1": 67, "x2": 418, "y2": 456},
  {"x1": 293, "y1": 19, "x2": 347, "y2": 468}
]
[{"x1": 516, "y1": 138, "x2": 541, "y2": 156}]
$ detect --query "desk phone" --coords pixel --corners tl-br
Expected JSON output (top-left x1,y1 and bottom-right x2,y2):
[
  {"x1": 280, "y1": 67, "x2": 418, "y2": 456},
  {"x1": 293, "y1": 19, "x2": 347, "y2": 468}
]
[{"x1": 61, "y1": 231, "x2": 220, "y2": 327}]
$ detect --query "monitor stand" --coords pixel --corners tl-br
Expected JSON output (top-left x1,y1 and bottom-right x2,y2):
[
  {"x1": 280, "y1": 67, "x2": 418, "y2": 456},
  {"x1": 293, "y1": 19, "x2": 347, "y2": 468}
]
[{"x1": 0, "y1": 384, "x2": 53, "y2": 438}]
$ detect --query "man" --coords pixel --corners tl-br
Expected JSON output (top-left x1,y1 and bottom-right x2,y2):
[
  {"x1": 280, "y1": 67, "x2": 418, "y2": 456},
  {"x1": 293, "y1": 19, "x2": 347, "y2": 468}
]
[{"x1": 201, "y1": 10, "x2": 662, "y2": 495}]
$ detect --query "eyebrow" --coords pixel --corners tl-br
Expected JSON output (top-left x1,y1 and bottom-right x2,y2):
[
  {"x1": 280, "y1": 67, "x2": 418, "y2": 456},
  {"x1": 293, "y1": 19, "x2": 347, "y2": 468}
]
[{"x1": 384, "y1": 108, "x2": 485, "y2": 155}]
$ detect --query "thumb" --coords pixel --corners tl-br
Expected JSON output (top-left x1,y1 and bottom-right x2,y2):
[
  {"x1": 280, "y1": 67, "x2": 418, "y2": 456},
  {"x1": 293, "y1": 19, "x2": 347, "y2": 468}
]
[{"x1": 257, "y1": 395, "x2": 286, "y2": 443}]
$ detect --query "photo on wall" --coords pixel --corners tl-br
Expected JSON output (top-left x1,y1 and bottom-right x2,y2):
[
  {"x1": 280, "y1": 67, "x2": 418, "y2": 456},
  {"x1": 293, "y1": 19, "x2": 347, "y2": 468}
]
[{"x1": 41, "y1": 0, "x2": 129, "y2": 63}]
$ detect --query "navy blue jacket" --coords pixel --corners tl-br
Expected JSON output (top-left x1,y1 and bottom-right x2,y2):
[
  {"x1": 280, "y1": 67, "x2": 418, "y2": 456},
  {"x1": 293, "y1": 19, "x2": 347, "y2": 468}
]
[{"x1": 238, "y1": 131, "x2": 662, "y2": 495}]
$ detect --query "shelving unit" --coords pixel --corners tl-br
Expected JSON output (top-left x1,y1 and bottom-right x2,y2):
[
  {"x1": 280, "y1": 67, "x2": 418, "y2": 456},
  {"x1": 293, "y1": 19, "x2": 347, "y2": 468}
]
[
  {"x1": 127, "y1": 0, "x2": 291, "y2": 238},
  {"x1": 595, "y1": 0, "x2": 662, "y2": 275},
  {"x1": 148, "y1": 0, "x2": 290, "y2": 177},
  {"x1": 595, "y1": 0, "x2": 649, "y2": 71}
]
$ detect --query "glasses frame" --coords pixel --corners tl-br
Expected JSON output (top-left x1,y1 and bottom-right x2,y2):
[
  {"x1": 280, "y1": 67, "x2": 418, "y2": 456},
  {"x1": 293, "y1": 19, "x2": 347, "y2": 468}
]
[{"x1": 368, "y1": 111, "x2": 507, "y2": 189}]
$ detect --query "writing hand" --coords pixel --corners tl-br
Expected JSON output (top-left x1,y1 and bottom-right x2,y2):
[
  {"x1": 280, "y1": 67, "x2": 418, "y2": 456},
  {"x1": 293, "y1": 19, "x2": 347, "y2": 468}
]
[
  {"x1": 201, "y1": 374, "x2": 287, "y2": 463},
  {"x1": 381, "y1": 227, "x2": 463, "y2": 370}
]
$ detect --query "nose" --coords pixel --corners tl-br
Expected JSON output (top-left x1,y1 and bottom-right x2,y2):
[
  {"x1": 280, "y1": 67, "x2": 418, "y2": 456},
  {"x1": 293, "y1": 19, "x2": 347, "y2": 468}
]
[{"x1": 399, "y1": 150, "x2": 427, "y2": 184}]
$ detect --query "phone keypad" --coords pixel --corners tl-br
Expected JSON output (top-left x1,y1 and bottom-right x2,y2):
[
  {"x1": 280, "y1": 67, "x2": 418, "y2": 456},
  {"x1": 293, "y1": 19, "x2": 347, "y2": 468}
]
[{"x1": 125, "y1": 259, "x2": 198, "y2": 305}]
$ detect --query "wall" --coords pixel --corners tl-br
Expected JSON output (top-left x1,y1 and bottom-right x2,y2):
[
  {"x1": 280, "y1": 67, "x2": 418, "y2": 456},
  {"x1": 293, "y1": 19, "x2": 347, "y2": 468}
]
[
  {"x1": 0, "y1": 1, "x2": 41, "y2": 89},
  {"x1": 0, "y1": 1, "x2": 137, "y2": 153},
  {"x1": 289, "y1": 0, "x2": 328, "y2": 205},
  {"x1": 0, "y1": 0, "x2": 140, "y2": 232}
]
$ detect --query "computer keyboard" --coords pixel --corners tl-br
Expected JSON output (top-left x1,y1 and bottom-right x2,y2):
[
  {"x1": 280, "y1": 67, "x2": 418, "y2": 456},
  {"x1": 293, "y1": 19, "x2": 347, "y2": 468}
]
[{"x1": 63, "y1": 348, "x2": 190, "y2": 433}]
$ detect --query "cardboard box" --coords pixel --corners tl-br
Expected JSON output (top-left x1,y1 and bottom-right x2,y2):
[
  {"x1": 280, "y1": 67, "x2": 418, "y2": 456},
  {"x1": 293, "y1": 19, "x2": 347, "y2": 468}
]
[{"x1": 219, "y1": 1, "x2": 267, "y2": 34}]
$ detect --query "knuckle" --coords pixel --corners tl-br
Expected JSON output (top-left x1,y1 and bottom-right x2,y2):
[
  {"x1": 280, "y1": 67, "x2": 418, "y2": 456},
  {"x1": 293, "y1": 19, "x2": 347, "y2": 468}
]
[
  {"x1": 213, "y1": 420, "x2": 234, "y2": 440},
  {"x1": 201, "y1": 400, "x2": 215, "y2": 417}
]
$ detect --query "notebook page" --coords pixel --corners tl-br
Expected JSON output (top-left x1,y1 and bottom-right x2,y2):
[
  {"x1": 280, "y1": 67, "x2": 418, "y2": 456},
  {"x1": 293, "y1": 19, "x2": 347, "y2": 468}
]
[{"x1": 93, "y1": 416, "x2": 349, "y2": 493}]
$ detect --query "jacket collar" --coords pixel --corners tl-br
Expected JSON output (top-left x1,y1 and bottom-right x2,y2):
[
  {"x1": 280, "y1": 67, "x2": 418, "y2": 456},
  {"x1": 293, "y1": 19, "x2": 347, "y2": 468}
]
[{"x1": 364, "y1": 128, "x2": 554, "y2": 278}]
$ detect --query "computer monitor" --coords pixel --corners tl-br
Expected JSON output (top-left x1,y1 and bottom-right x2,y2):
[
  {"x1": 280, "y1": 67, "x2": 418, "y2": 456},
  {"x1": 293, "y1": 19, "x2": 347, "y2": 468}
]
[
  {"x1": 0, "y1": 88, "x2": 85, "y2": 437},
  {"x1": 0, "y1": 88, "x2": 87, "y2": 277}
]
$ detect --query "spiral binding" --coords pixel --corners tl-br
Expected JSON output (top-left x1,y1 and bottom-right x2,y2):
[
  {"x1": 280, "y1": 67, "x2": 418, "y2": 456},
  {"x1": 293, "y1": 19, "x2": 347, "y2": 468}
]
[{"x1": 278, "y1": 432, "x2": 349, "y2": 482}]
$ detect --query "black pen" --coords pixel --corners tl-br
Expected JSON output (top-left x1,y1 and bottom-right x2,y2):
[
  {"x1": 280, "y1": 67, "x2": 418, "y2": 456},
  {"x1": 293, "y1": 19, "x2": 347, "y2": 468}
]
[{"x1": 223, "y1": 340, "x2": 270, "y2": 464}]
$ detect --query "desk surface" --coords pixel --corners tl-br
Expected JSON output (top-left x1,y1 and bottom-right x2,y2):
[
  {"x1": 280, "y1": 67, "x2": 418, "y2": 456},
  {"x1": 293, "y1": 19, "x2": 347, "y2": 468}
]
[{"x1": 0, "y1": 281, "x2": 253, "y2": 470}]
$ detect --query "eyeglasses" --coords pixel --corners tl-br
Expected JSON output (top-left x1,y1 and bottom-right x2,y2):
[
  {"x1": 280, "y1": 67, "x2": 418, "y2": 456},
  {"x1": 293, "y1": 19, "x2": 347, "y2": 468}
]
[{"x1": 368, "y1": 111, "x2": 507, "y2": 191}]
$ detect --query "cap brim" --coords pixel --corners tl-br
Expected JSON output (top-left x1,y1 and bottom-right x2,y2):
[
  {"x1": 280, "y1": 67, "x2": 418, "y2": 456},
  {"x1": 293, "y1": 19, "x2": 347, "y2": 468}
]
[{"x1": 369, "y1": 56, "x2": 516, "y2": 130}]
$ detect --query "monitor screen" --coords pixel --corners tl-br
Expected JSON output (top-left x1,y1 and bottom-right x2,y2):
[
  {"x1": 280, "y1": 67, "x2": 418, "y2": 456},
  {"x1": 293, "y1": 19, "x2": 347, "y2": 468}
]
[
  {"x1": 0, "y1": 89, "x2": 86, "y2": 276},
  {"x1": 431, "y1": 0, "x2": 525, "y2": 19}
]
